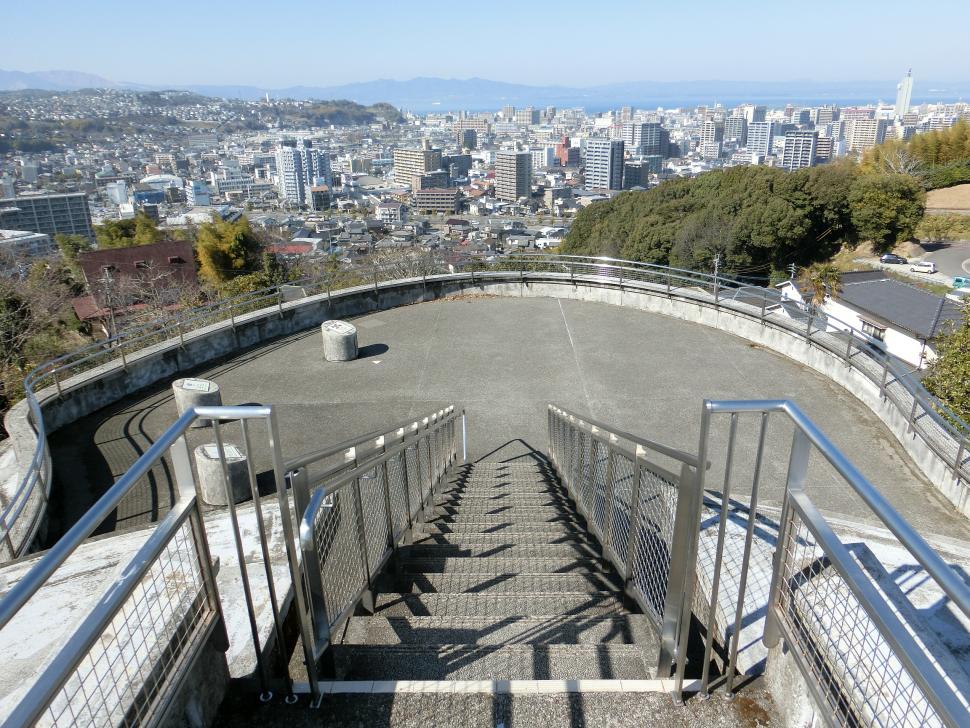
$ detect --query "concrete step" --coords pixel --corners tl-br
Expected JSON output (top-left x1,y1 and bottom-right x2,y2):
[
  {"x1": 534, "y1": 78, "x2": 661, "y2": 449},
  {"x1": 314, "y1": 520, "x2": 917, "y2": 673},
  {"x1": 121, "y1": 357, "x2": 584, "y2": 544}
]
[
  {"x1": 400, "y1": 556, "x2": 607, "y2": 575},
  {"x1": 403, "y1": 542, "x2": 601, "y2": 560},
  {"x1": 373, "y1": 592, "x2": 628, "y2": 617},
  {"x1": 424, "y1": 521, "x2": 584, "y2": 536},
  {"x1": 434, "y1": 493, "x2": 572, "y2": 506},
  {"x1": 332, "y1": 644, "x2": 653, "y2": 680},
  {"x1": 395, "y1": 572, "x2": 622, "y2": 595},
  {"x1": 340, "y1": 615, "x2": 655, "y2": 646},
  {"x1": 218, "y1": 683, "x2": 780, "y2": 727},
  {"x1": 413, "y1": 531, "x2": 597, "y2": 547},
  {"x1": 433, "y1": 503, "x2": 575, "y2": 516},
  {"x1": 440, "y1": 484, "x2": 565, "y2": 495},
  {"x1": 428, "y1": 513, "x2": 583, "y2": 526}
]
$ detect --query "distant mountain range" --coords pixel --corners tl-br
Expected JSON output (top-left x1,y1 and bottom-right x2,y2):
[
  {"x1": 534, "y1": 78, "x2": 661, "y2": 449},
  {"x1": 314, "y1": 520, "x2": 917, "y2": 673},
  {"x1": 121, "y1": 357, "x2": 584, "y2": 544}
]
[{"x1": 2, "y1": 69, "x2": 969, "y2": 112}]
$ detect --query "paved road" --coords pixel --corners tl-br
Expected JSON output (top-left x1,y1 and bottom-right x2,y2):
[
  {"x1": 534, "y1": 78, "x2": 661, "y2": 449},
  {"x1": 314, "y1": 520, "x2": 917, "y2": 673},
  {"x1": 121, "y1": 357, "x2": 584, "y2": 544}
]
[
  {"x1": 923, "y1": 240, "x2": 970, "y2": 279},
  {"x1": 46, "y1": 297, "x2": 969, "y2": 543}
]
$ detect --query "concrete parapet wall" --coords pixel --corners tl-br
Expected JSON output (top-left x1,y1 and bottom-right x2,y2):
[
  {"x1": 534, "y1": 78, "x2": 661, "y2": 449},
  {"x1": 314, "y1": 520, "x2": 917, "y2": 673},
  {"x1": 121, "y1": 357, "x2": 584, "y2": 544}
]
[{"x1": 4, "y1": 270, "x2": 965, "y2": 559}]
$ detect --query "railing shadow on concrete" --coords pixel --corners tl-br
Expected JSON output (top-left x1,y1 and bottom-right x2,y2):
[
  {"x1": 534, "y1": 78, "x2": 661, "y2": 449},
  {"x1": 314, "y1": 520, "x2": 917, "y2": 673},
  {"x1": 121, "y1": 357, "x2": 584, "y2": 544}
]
[{"x1": 3, "y1": 253, "x2": 967, "y2": 563}]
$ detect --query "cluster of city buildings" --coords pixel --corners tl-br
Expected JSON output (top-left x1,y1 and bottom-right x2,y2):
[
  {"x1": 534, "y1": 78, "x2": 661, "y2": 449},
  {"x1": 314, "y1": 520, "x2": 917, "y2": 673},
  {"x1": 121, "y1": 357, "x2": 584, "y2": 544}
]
[{"x1": 1, "y1": 72, "x2": 968, "y2": 269}]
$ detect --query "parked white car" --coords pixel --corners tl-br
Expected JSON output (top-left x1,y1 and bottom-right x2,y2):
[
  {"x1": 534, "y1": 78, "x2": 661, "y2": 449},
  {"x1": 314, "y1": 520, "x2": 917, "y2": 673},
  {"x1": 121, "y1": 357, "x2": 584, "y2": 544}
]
[{"x1": 910, "y1": 261, "x2": 938, "y2": 274}]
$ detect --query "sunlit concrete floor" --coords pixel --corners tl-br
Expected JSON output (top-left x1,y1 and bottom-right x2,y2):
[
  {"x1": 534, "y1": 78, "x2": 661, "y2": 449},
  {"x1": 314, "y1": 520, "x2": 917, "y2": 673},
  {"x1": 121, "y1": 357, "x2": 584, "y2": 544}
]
[{"x1": 46, "y1": 296, "x2": 969, "y2": 542}]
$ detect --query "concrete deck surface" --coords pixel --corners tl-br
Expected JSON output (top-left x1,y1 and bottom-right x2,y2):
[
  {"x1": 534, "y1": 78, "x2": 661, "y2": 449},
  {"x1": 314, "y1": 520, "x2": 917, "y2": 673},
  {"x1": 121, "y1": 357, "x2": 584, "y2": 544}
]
[{"x1": 46, "y1": 296, "x2": 969, "y2": 542}]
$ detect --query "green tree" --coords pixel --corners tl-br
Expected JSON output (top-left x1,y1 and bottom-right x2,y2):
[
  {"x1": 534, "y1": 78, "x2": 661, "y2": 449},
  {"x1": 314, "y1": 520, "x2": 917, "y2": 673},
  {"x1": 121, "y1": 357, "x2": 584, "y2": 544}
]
[
  {"x1": 94, "y1": 213, "x2": 159, "y2": 249},
  {"x1": 848, "y1": 174, "x2": 925, "y2": 253},
  {"x1": 195, "y1": 216, "x2": 263, "y2": 286},
  {"x1": 923, "y1": 311, "x2": 970, "y2": 423},
  {"x1": 800, "y1": 263, "x2": 842, "y2": 308},
  {"x1": 55, "y1": 233, "x2": 92, "y2": 271}
]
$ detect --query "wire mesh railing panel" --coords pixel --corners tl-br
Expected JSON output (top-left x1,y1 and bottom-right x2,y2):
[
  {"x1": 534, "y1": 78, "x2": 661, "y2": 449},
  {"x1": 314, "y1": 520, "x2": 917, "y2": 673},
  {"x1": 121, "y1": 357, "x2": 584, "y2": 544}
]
[
  {"x1": 386, "y1": 453, "x2": 409, "y2": 539},
  {"x1": 310, "y1": 491, "x2": 366, "y2": 626},
  {"x1": 41, "y1": 515, "x2": 212, "y2": 728},
  {"x1": 591, "y1": 440, "x2": 609, "y2": 535},
  {"x1": 418, "y1": 437, "x2": 432, "y2": 504},
  {"x1": 607, "y1": 451, "x2": 636, "y2": 569},
  {"x1": 629, "y1": 465, "x2": 680, "y2": 625},
  {"x1": 775, "y1": 508, "x2": 955, "y2": 728},
  {"x1": 359, "y1": 468, "x2": 390, "y2": 578},
  {"x1": 579, "y1": 431, "x2": 594, "y2": 517},
  {"x1": 404, "y1": 443, "x2": 423, "y2": 522}
]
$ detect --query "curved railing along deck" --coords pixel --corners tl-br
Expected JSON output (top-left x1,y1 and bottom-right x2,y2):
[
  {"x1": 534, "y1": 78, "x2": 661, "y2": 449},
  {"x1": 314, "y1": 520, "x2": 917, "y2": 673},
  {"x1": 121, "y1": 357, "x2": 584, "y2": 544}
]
[{"x1": 2, "y1": 253, "x2": 967, "y2": 560}]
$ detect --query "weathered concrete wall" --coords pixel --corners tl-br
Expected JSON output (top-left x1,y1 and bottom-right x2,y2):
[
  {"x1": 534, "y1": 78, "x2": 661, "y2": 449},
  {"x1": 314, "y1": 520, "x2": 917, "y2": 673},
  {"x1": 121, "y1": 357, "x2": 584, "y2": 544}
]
[{"x1": 3, "y1": 271, "x2": 965, "y2": 562}]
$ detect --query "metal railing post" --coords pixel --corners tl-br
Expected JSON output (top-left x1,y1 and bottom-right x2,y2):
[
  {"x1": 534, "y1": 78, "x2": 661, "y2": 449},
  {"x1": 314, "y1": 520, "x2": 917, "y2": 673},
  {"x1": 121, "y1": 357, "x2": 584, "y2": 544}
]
[
  {"x1": 880, "y1": 358, "x2": 890, "y2": 399},
  {"x1": 763, "y1": 426, "x2": 811, "y2": 649},
  {"x1": 954, "y1": 438, "x2": 967, "y2": 486},
  {"x1": 211, "y1": 421, "x2": 273, "y2": 700},
  {"x1": 176, "y1": 316, "x2": 185, "y2": 349},
  {"x1": 277, "y1": 289, "x2": 284, "y2": 318},
  {"x1": 760, "y1": 291, "x2": 767, "y2": 322},
  {"x1": 351, "y1": 476, "x2": 375, "y2": 613},
  {"x1": 604, "y1": 442, "x2": 617, "y2": 559},
  {"x1": 623, "y1": 455, "x2": 643, "y2": 587},
  {"x1": 908, "y1": 395, "x2": 920, "y2": 433},
  {"x1": 52, "y1": 368, "x2": 62, "y2": 398}
]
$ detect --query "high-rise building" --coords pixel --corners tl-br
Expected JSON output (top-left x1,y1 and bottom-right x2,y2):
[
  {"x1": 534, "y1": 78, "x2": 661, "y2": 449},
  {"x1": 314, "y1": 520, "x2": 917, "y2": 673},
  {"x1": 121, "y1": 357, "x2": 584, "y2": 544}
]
[
  {"x1": 814, "y1": 136, "x2": 835, "y2": 165},
  {"x1": 502, "y1": 105, "x2": 516, "y2": 121},
  {"x1": 741, "y1": 105, "x2": 767, "y2": 123},
  {"x1": 585, "y1": 139, "x2": 624, "y2": 190},
  {"x1": 895, "y1": 70, "x2": 914, "y2": 119},
  {"x1": 747, "y1": 122, "x2": 774, "y2": 157},
  {"x1": 458, "y1": 129, "x2": 477, "y2": 150},
  {"x1": 186, "y1": 180, "x2": 211, "y2": 206},
  {"x1": 0, "y1": 192, "x2": 94, "y2": 240},
  {"x1": 846, "y1": 119, "x2": 888, "y2": 152},
  {"x1": 621, "y1": 122, "x2": 669, "y2": 156},
  {"x1": 495, "y1": 151, "x2": 532, "y2": 202},
  {"x1": 530, "y1": 147, "x2": 557, "y2": 171},
  {"x1": 814, "y1": 106, "x2": 839, "y2": 126},
  {"x1": 393, "y1": 147, "x2": 443, "y2": 187},
  {"x1": 781, "y1": 131, "x2": 818, "y2": 171},
  {"x1": 515, "y1": 107, "x2": 539, "y2": 125},
  {"x1": 724, "y1": 117, "x2": 748, "y2": 146},
  {"x1": 700, "y1": 120, "x2": 724, "y2": 146},
  {"x1": 275, "y1": 140, "x2": 332, "y2": 205}
]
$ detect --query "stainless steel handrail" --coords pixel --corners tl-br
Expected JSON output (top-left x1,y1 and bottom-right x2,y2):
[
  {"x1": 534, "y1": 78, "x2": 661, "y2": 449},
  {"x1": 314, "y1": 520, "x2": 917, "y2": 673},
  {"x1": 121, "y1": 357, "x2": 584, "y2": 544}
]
[
  {"x1": 1, "y1": 404, "x2": 288, "y2": 727},
  {"x1": 550, "y1": 403, "x2": 701, "y2": 468},
  {"x1": 546, "y1": 403, "x2": 702, "y2": 702},
  {"x1": 695, "y1": 398, "x2": 970, "y2": 726},
  {"x1": 705, "y1": 399, "x2": 970, "y2": 619}
]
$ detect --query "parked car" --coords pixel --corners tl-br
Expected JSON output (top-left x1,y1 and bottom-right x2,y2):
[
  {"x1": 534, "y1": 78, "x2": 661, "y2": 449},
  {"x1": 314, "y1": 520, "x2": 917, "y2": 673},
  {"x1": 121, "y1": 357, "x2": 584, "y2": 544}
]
[
  {"x1": 880, "y1": 253, "x2": 908, "y2": 264},
  {"x1": 953, "y1": 276, "x2": 969, "y2": 290},
  {"x1": 910, "y1": 261, "x2": 938, "y2": 274}
]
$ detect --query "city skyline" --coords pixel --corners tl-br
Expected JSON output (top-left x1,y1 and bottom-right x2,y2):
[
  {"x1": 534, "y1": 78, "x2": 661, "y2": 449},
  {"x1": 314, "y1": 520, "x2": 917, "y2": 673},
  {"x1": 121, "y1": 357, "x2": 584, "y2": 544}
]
[{"x1": 2, "y1": 0, "x2": 969, "y2": 88}]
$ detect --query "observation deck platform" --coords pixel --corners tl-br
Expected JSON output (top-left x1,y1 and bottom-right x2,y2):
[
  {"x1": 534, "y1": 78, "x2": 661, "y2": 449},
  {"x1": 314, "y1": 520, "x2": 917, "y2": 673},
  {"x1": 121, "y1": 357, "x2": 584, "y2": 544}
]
[{"x1": 47, "y1": 295, "x2": 968, "y2": 544}]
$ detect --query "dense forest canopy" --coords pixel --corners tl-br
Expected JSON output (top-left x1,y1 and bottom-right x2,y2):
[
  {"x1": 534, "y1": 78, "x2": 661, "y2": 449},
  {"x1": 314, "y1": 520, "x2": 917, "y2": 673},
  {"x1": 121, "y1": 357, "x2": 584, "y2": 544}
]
[{"x1": 561, "y1": 164, "x2": 924, "y2": 275}]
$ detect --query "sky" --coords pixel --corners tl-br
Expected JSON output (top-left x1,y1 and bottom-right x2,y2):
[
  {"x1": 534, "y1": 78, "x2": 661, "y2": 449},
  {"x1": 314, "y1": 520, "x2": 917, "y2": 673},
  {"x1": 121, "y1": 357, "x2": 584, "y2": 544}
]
[{"x1": 2, "y1": 0, "x2": 968, "y2": 88}]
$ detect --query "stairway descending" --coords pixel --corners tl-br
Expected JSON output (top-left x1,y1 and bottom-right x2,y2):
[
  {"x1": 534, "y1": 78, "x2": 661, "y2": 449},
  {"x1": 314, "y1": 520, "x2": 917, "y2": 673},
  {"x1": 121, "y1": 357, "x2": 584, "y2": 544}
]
[{"x1": 331, "y1": 459, "x2": 661, "y2": 682}]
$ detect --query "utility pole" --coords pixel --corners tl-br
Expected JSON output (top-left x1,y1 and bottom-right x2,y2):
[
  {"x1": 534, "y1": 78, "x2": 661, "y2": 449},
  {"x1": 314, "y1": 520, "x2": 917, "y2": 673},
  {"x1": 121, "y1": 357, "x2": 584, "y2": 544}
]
[
  {"x1": 713, "y1": 253, "x2": 721, "y2": 301},
  {"x1": 788, "y1": 263, "x2": 797, "y2": 280}
]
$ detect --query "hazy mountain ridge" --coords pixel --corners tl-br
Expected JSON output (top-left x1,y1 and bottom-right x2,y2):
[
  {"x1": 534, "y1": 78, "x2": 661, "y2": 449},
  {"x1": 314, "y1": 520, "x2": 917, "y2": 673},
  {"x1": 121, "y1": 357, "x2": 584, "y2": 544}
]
[{"x1": 2, "y1": 69, "x2": 968, "y2": 111}]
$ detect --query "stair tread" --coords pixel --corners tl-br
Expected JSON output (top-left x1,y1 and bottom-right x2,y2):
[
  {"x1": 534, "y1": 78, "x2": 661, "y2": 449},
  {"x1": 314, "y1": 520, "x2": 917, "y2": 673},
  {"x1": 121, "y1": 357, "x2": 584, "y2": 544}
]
[
  {"x1": 332, "y1": 644, "x2": 654, "y2": 680},
  {"x1": 373, "y1": 592, "x2": 627, "y2": 617},
  {"x1": 396, "y1": 572, "x2": 622, "y2": 594},
  {"x1": 404, "y1": 543, "x2": 600, "y2": 558},
  {"x1": 400, "y1": 556, "x2": 608, "y2": 573},
  {"x1": 341, "y1": 615, "x2": 654, "y2": 646}
]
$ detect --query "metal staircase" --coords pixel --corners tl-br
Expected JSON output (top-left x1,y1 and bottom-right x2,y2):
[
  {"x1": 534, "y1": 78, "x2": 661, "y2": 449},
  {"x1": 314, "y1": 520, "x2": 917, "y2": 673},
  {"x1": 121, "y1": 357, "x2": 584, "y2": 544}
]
[{"x1": 330, "y1": 459, "x2": 660, "y2": 682}]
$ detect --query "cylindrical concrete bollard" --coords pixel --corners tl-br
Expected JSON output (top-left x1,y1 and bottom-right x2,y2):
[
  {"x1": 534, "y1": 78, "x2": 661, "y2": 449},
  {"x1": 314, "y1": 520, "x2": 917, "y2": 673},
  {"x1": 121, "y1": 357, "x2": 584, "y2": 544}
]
[
  {"x1": 194, "y1": 443, "x2": 250, "y2": 506},
  {"x1": 172, "y1": 378, "x2": 222, "y2": 428},
  {"x1": 321, "y1": 320, "x2": 358, "y2": 361}
]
